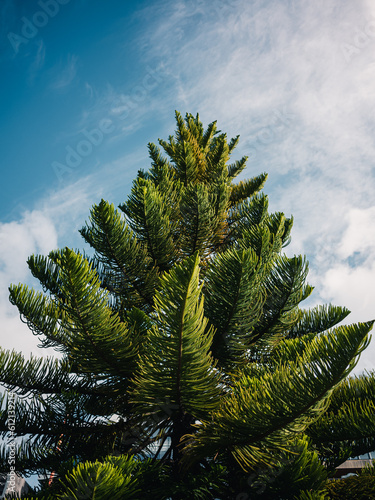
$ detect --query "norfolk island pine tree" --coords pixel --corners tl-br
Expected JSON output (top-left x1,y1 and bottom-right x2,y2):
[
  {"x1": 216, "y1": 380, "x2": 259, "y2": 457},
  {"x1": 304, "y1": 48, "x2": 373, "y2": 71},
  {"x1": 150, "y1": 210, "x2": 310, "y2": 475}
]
[{"x1": 0, "y1": 111, "x2": 374, "y2": 499}]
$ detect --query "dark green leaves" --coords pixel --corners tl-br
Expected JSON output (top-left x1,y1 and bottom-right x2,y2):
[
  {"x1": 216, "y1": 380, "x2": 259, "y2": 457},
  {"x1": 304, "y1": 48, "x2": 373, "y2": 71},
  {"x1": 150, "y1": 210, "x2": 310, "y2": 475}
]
[{"x1": 204, "y1": 247, "x2": 265, "y2": 365}]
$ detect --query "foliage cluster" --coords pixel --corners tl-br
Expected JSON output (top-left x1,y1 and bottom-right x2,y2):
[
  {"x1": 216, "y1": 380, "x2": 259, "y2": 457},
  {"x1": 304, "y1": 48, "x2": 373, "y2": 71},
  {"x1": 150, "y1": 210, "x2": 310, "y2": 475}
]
[{"x1": 1, "y1": 112, "x2": 374, "y2": 499}]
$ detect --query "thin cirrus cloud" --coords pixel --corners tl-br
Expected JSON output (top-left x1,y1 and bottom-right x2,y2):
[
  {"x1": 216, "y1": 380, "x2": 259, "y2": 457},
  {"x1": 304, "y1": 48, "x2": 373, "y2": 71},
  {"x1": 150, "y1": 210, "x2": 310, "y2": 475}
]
[
  {"x1": 50, "y1": 54, "x2": 79, "y2": 90},
  {"x1": 27, "y1": 39, "x2": 46, "y2": 84}
]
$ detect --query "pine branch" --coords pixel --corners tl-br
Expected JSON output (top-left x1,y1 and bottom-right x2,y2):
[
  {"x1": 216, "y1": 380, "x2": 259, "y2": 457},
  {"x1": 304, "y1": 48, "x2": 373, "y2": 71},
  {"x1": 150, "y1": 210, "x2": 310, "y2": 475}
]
[{"x1": 182, "y1": 321, "x2": 373, "y2": 471}]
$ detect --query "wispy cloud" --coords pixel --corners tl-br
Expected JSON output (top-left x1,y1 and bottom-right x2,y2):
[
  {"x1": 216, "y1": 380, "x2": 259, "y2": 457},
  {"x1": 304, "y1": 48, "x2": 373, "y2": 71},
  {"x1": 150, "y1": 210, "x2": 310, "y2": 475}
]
[
  {"x1": 27, "y1": 39, "x2": 46, "y2": 84},
  {"x1": 48, "y1": 62, "x2": 168, "y2": 185},
  {"x1": 50, "y1": 54, "x2": 79, "y2": 90}
]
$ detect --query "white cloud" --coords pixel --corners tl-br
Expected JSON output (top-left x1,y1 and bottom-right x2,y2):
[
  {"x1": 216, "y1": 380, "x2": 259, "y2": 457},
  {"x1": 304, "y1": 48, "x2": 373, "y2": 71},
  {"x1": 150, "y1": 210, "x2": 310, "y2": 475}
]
[
  {"x1": 309, "y1": 205, "x2": 375, "y2": 373},
  {"x1": 0, "y1": 211, "x2": 57, "y2": 287},
  {"x1": 337, "y1": 207, "x2": 375, "y2": 260},
  {"x1": 0, "y1": 210, "x2": 57, "y2": 356},
  {"x1": 322, "y1": 264, "x2": 375, "y2": 321},
  {"x1": 320, "y1": 262, "x2": 375, "y2": 374}
]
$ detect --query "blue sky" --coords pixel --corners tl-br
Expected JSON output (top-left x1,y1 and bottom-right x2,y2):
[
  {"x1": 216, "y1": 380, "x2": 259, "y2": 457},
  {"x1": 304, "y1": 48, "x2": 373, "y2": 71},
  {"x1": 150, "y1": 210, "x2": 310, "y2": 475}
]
[{"x1": 0, "y1": 0, "x2": 375, "y2": 373}]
